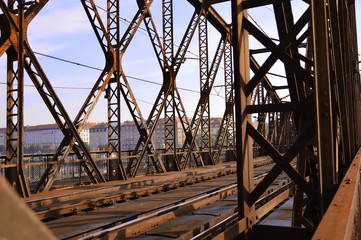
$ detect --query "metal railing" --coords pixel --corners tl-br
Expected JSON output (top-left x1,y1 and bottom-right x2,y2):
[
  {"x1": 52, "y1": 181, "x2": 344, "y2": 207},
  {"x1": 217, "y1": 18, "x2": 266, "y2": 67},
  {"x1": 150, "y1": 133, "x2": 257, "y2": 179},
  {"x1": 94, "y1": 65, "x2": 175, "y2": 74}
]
[{"x1": 0, "y1": 147, "x2": 235, "y2": 186}]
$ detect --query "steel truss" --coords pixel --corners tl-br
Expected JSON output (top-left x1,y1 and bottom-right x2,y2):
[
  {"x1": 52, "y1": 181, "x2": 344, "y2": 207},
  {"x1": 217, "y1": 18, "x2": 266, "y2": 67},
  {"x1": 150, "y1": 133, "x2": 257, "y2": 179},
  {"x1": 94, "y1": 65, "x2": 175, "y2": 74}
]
[
  {"x1": 106, "y1": 0, "x2": 126, "y2": 181},
  {"x1": 233, "y1": 0, "x2": 361, "y2": 237},
  {"x1": 126, "y1": 0, "x2": 237, "y2": 174},
  {"x1": 0, "y1": 0, "x2": 238, "y2": 194},
  {"x1": 0, "y1": 1, "x2": 359, "y2": 237},
  {"x1": 0, "y1": 0, "x2": 107, "y2": 195}
]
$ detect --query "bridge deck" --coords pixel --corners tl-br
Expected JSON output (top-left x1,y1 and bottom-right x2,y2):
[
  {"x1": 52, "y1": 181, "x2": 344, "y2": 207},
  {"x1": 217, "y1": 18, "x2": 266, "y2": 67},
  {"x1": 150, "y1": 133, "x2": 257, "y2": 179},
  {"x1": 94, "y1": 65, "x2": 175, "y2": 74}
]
[{"x1": 26, "y1": 161, "x2": 237, "y2": 205}]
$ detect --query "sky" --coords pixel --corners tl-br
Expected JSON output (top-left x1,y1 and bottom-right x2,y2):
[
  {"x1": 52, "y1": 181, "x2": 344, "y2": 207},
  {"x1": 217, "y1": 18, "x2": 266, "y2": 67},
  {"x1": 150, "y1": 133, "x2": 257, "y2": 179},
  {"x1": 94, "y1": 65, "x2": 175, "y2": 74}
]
[{"x1": 0, "y1": 0, "x2": 360, "y2": 128}]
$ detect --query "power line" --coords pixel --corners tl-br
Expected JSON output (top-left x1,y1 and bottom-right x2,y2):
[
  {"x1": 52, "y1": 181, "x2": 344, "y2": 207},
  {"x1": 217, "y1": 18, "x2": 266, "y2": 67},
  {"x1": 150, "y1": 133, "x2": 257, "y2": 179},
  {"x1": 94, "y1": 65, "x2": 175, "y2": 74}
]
[
  {"x1": 0, "y1": 51, "x2": 224, "y2": 99},
  {"x1": 34, "y1": 51, "x2": 103, "y2": 72},
  {"x1": 90, "y1": 1, "x2": 199, "y2": 58},
  {"x1": 0, "y1": 81, "x2": 154, "y2": 105},
  {"x1": 247, "y1": 14, "x2": 270, "y2": 39},
  {"x1": 90, "y1": 0, "x2": 228, "y2": 74}
]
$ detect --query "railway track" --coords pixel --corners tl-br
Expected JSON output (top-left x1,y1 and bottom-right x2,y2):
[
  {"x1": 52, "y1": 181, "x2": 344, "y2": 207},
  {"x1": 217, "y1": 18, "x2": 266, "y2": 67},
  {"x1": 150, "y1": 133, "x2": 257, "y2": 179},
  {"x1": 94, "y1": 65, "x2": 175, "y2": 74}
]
[
  {"x1": 26, "y1": 159, "x2": 288, "y2": 239},
  {"x1": 78, "y1": 176, "x2": 292, "y2": 240},
  {"x1": 28, "y1": 164, "x2": 240, "y2": 221}
]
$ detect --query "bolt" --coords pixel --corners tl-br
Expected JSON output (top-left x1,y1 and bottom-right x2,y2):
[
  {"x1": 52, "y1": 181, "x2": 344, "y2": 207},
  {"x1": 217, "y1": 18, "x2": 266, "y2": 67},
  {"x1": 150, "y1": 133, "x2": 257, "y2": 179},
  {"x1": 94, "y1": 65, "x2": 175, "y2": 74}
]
[{"x1": 345, "y1": 178, "x2": 352, "y2": 184}]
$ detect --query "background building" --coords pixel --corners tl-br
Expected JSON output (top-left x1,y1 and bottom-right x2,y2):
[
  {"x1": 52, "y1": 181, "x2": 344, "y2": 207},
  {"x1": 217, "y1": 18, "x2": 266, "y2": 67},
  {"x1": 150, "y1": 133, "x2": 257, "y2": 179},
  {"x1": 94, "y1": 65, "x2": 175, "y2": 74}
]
[
  {"x1": 89, "y1": 123, "x2": 108, "y2": 151},
  {"x1": 0, "y1": 128, "x2": 5, "y2": 153},
  {"x1": 24, "y1": 124, "x2": 64, "y2": 151},
  {"x1": 0, "y1": 118, "x2": 223, "y2": 154},
  {"x1": 21, "y1": 123, "x2": 93, "y2": 152}
]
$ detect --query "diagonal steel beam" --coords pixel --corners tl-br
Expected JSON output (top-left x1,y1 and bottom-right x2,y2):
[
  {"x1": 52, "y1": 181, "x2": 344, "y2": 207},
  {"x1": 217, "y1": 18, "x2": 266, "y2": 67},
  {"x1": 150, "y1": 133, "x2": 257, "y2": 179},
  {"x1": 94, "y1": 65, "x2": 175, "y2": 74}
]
[
  {"x1": 1, "y1": 6, "x2": 106, "y2": 191},
  {"x1": 115, "y1": 0, "x2": 167, "y2": 176},
  {"x1": 243, "y1": 9, "x2": 312, "y2": 96},
  {"x1": 178, "y1": 36, "x2": 226, "y2": 169},
  {"x1": 35, "y1": 0, "x2": 117, "y2": 191},
  {"x1": 248, "y1": 123, "x2": 316, "y2": 205}
]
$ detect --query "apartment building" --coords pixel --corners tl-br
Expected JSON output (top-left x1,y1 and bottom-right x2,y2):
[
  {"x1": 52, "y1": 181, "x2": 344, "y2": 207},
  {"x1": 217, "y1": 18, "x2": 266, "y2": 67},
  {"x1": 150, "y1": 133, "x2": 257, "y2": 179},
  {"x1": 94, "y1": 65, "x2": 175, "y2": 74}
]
[
  {"x1": 88, "y1": 118, "x2": 188, "y2": 151},
  {"x1": 210, "y1": 117, "x2": 223, "y2": 136},
  {"x1": 0, "y1": 128, "x2": 5, "y2": 148},
  {"x1": 89, "y1": 123, "x2": 108, "y2": 151},
  {"x1": 24, "y1": 124, "x2": 64, "y2": 150},
  {"x1": 0, "y1": 117, "x2": 223, "y2": 153},
  {"x1": 121, "y1": 118, "x2": 188, "y2": 150},
  {"x1": 23, "y1": 123, "x2": 93, "y2": 151}
]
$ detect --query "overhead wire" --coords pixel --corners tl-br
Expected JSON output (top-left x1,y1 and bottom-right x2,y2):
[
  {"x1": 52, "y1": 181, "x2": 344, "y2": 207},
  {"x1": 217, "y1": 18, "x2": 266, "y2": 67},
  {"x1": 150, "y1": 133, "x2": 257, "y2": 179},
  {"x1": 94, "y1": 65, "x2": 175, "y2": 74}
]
[
  {"x1": 90, "y1": 0, "x2": 226, "y2": 91},
  {"x1": 90, "y1": 0, "x2": 199, "y2": 58},
  {"x1": 0, "y1": 81, "x2": 154, "y2": 105},
  {"x1": 27, "y1": 3, "x2": 294, "y2": 101},
  {"x1": 0, "y1": 51, "x2": 225, "y2": 99}
]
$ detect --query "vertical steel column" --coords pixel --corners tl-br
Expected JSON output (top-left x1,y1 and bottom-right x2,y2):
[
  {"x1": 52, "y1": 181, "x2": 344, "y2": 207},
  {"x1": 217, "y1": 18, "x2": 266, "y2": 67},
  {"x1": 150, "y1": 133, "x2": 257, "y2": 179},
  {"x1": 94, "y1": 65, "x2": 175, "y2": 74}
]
[
  {"x1": 163, "y1": 0, "x2": 177, "y2": 170},
  {"x1": 312, "y1": 0, "x2": 335, "y2": 209},
  {"x1": 232, "y1": 0, "x2": 254, "y2": 238},
  {"x1": 16, "y1": 0, "x2": 29, "y2": 197},
  {"x1": 5, "y1": 0, "x2": 30, "y2": 197},
  {"x1": 198, "y1": 11, "x2": 212, "y2": 165},
  {"x1": 224, "y1": 39, "x2": 236, "y2": 161},
  {"x1": 212, "y1": 38, "x2": 236, "y2": 163},
  {"x1": 5, "y1": 49, "x2": 17, "y2": 184},
  {"x1": 107, "y1": 0, "x2": 126, "y2": 180}
]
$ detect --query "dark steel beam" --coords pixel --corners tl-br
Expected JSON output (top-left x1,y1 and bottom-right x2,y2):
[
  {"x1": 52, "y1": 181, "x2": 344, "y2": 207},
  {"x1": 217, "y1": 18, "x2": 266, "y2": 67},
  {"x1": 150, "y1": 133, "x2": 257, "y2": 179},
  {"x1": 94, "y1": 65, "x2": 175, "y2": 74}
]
[
  {"x1": 312, "y1": 0, "x2": 335, "y2": 210},
  {"x1": 232, "y1": 1, "x2": 255, "y2": 238},
  {"x1": 107, "y1": 0, "x2": 127, "y2": 181},
  {"x1": 178, "y1": 36, "x2": 226, "y2": 169}
]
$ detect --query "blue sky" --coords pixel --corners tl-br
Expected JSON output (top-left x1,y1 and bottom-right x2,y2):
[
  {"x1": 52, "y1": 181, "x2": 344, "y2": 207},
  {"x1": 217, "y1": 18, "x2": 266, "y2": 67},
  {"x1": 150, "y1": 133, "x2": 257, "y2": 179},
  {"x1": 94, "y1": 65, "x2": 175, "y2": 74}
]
[{"x1": 0, "y1": 1, "x2": 360, "y2": 127}]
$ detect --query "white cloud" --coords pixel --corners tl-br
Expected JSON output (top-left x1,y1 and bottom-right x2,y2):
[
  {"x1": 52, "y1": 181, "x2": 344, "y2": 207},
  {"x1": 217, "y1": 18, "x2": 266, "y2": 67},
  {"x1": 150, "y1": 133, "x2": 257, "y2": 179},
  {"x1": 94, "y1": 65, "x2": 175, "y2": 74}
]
[
  {"x1": 28, "y1": 41, "x2": 67, "y2": 55},
  {"x1": 28, "y1": 6, "x2": 90, "y2": 40}
]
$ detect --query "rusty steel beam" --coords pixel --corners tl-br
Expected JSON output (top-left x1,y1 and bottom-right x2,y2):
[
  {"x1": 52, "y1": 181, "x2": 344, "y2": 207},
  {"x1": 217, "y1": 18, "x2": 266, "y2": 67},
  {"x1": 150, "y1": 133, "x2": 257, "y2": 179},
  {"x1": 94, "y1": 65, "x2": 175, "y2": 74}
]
[
  {"x1": 34, "y1": 0, "x2": 120, "y2": 192},
  {"x1": 178, "y1": 36, "x2": 226, "y2": 169},
  {"x1": 128, "y1": 5, "x2": 213, "y2": 176},
  {"x1": 188, "y1": 0, "x2": 231, "y2": 37},
  {"x1": 234, "y1": 0, "x2": 323, "y2": 231},
  {"x1": 133, "y1": 6, "x2": 207, "y2": 172},
  {"x1": 125, "y1": 0, "x2": 179, "y2": 175},
  {"x1": 106, "y1": 0, "x2": 127, "y2": 181},
  {"x1": 232, "y1": 0, "x2": 360, "y2": 234},
  {"x1": 162, "y1": 0, "x2": 178, "y2": 171},
  {"x1": 0, "y1": 0, "x2": 82, "y2": 196},
  {"x1": 212, "y1": 39, "x2": 235, "y2": 164},
  {"x1": 312, "y1": 0, "x2": 335, "y2": 210},
  {"x1": 198, "y1": 11, "x2": 212, "y2": 165},
  {"x1": 116, "y1": 1, "x2": 167, "y2": 177},
  {"x1": 205, "y1": 0, "x2": 230, "y2": 5},
  {"x1": 232, "y1": 1, "x2": 255, "y2": 238},
  {"x1": 312, "y1": 148, "x2": 361, "y2": 240}
]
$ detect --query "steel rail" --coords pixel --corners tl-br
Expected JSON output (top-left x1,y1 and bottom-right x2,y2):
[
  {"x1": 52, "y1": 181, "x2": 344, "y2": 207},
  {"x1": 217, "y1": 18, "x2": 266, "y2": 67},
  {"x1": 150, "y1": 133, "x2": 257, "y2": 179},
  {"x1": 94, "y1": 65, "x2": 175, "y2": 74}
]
[
  {"x1": 191, "y1": 181, "x2": 293, "y2": 240},
  {"x1": 78, "y1": 183, "x2": 239, "y2": 239},
  {"x1": 30, "y1": 159, "x2": 273, "y2": 220},
  {"x1": 33, "y1": 168, "x2": 237, "y2": 221},
  {"x1": 78, "y1": 175, "x2": 292, "y2": 239}
]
